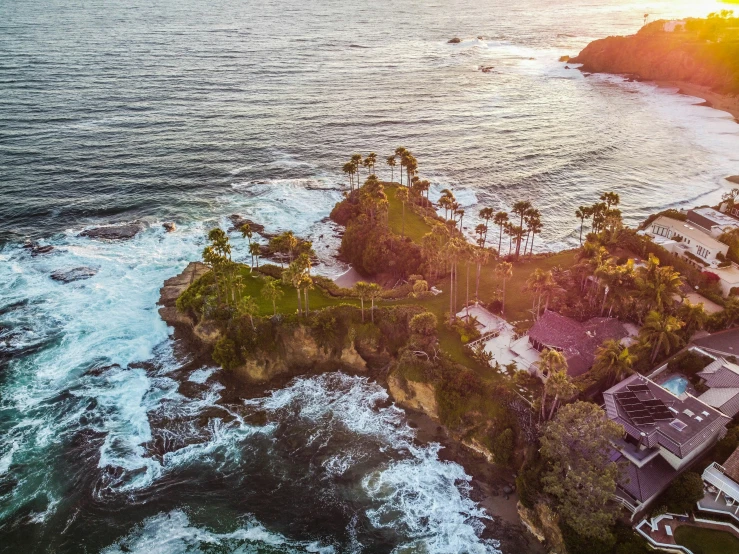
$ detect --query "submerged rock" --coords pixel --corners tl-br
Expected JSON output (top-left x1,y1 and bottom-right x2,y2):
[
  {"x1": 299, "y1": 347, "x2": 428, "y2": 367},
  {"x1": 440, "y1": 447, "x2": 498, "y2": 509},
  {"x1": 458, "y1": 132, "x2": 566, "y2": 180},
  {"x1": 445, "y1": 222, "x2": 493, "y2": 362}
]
[
  {"x1": 448, "y1": 37, "x2": 461, "y2": 44},
  {"x1": 23, "y1": 240, "x2": 54, "y2": 255},
  {"x1": 163, "y1": 222, "x2": 176, "y2": 232},
  {"x1": 79, "y1": 224, "x2": 142, "y2": 240},
  {"x1": 480, "y1": 66, "x2": 495, "y2": 73},
  {"x1": 51, "y1": 267, "x2": 98, "y2": 283}
]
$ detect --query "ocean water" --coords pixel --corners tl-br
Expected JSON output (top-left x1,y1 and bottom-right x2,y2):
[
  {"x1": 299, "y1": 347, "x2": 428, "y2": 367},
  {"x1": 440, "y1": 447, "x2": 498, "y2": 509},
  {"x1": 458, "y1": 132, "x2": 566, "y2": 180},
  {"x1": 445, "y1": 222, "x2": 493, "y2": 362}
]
[{"x1": 1, "y1": 0, "x2": 739, "y2": 552}]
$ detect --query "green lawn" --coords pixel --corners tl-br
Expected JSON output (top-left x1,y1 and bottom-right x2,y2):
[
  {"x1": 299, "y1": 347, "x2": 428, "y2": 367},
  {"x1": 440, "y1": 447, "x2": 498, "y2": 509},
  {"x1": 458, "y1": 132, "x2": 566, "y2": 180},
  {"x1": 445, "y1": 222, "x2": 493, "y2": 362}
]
[
  {"x1": 238, "y1": 267, "x2": 358, "y2": 317},
  {"x1": 674, "y1": 525, "x2": 739, "y2": 554},
  {"x1": 385, "y1": 184, "x2": 433, "y2": 243}
]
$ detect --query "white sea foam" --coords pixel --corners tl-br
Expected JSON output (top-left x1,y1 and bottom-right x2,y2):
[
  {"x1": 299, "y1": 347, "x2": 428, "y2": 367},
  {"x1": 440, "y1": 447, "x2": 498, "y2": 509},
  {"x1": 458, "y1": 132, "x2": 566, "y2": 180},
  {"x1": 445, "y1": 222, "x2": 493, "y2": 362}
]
[
  {"x1": 102, "y1": 509, "x2": 331, "y2": 554},
  {"x1": 227, "y1": 178, "x2": 348, "y2": 277},
  {"x1": 189, "y1": 367, "x2": 217, "y2": 384},
  {"x1": 248, "y1": 373, "x2": 500, "y2": 553}
]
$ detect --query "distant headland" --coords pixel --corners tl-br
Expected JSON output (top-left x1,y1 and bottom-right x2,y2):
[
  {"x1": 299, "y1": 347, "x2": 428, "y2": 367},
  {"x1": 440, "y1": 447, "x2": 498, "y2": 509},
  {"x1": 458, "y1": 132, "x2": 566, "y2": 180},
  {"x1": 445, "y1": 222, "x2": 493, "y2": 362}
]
[{"x1": 568, "y1": 12, "x2": 739, "y2": 120}]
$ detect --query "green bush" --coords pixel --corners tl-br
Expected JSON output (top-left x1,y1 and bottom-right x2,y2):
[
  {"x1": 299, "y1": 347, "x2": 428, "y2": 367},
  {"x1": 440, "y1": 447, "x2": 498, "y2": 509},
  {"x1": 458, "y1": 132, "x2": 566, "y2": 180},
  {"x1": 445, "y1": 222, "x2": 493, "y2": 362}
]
[
  {"x1": 492, "y1": 428, "x2": 514, "y2": 465},
  {"x1": 560, "y1": 523, "x2": 615, "y2": 554},
  {"x1": 654, "y1": 472, "x2": 704, "y2": 514},
  {"x1": 212, "y1": 337, "x2": 239, "y2": 370}
]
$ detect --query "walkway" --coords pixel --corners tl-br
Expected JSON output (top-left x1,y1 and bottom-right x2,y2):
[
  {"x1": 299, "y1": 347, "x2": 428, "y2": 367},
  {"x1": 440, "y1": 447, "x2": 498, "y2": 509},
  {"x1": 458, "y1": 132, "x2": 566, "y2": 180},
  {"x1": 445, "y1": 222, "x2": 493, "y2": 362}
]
[{"x1": 636, "y1": 513, "x2": 739, "y2": 553}]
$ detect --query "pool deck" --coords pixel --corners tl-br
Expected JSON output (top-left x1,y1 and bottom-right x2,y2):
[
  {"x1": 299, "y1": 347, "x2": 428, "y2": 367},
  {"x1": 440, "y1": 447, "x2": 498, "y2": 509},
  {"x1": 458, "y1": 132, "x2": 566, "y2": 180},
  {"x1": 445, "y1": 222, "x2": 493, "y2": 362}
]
[{"x1": 655, "y1": 372, "x2": 697, "y2": 398}]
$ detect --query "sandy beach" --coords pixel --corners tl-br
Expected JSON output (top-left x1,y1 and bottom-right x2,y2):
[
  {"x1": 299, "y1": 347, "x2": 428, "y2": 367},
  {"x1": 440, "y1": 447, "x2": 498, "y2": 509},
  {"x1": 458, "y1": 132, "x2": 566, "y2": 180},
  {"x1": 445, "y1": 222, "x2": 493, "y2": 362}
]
[
  {"x1": 658, "y1": 80, "x2": 739, "y2": 122},
  {"x1": 333, "y1": 266, "x2": 365, "y2": 288}
]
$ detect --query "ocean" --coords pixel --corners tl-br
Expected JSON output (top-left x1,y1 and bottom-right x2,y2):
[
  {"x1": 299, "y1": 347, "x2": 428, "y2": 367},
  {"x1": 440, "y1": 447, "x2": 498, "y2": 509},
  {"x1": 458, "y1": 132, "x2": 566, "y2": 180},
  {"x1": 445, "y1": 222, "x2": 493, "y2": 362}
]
[{"x1": 1, "y1": 0, "x2": 738, "y2": 552}]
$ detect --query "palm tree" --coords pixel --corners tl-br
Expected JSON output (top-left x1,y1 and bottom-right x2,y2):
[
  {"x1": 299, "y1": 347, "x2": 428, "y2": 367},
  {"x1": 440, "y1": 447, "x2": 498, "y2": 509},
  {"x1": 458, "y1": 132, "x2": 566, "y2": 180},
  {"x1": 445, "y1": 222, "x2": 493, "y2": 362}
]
[
  {"x1": 545, "y1": 369, "x2": 578, "y2": 421},
  {"x1": 261, "y1": 277, "x2": 283, "y2": 315},
  {"x1": 479, "y1": 207, "x2": 494, "y2": 247},
  {"x1": 354, "y1": 281, "x2": 372, "y2": 322},
  {"x1": 575, "y1": 206, "x2": 592, "y2": 245},
  {"x1": 282, "y1": 261, "x2": 306, "y2": 316},
  {"x1": 472, "y1": 246, "x2": 489, "y2": 302},
  {"x1": 512, "y1": 201, "x2": 531, "y2": 227},
  {"x1": 527, "y1": 216, "x2": 543, "y2": 256},
  {"x1": 394, "y1": 147, "x2": 407, "y2": 185},
  {"x1": 504, "y1": 221, "x2": 514, "y2": 256},
  {"x1": 366, "y1": 283, "x2": 382, "y2": 322},
  {"x1": 249, "y1": 242, "x2": 260, "y2": 270},
  {"x1": 419, "y1": 179, "x2": 430, "y2": 203},
  {"x1": 238, "y1": 295, "x2": 259, "y2": 330},
  {"x1": 538, "y1": 349, "x2": 568, "y2": 420},
  {"x1": 386, "y1": 156, "x2": 396, "y2": 183},
  {"x1": 456, "y1": 208, "x2": 465, "y2": 232},
  {"x1": 678, "y1": 300, "x2": 708, "y2": 338},
  {"x1": 367, "y1": 152, "x2": 377, "y2": 174},
  {"x1": 343, "y1": 162, "x2": 355, "y2": 191},
  {"x1": 511, "y1": 225, "x2": 526, "y2": 259},
  {"x1": 593, "y1": 340, "x2": 635, "y2": 386},
  {"x1": 494, "y1": 211, "x2": 508, "y2": 256},
  {"x1": 363, "y1": 157, "x2": 372, "y2": 175},
  {"x1": 495, "y1": 261, "x2": 513, "y2": 315},
  {"x1": 600, "y1": 191, "x2": 620, "y2": 209},
  {"x1": 474, "y1": 224, "x2": 486, "y2": 246},
  {"x1": 522, "y1": 208, "x2": 540, "y2": 254},
  {"x1": 636, "y1": 254, "x2": 683, "y2": 316},
  {"x1": 640, "y1": 310, "x2": 685, "y2": 364},
  {"x1": 300, "y1": 274, "x2": 313, "y2": 315},
  {"x1": 351, "y1": 154, "x2": 363, "y2": 188},
  {"x1": 396, "y1": 187, "x2": 409, "y2": 236}
]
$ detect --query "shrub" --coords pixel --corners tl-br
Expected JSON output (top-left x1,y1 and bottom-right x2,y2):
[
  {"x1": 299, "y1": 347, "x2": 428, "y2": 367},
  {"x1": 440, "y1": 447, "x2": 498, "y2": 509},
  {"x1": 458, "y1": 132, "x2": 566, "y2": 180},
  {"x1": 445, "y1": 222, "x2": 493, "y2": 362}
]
[
  {"x1": 212, "y1": 337, "x2": 239, "y2": 370},
  {"x1": 654, "y1": 472, "x2": 704, "y2": 514},
  {"x1": 516, "y1": 449, "x2": 545, "y2": 509},
  {"x1": 715, "y1": 425, "x2": 739, "y2": 461},
  {"x1": 409, "y1": 312, "x2": 437, "y2": 336},
  {"x1": 492, "y1": 428, "x2": 514, "y2": 465},
  {"x1": 667, "y1": 350, "x2": 712, "y2": 379}
]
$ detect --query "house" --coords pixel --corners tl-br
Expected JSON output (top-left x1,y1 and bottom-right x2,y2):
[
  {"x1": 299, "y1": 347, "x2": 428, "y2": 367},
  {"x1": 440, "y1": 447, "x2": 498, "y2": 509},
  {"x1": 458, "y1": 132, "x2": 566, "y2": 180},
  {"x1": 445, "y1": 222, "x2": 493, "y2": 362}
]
[
  {"x1": 687, "y1": 207, "x2": 739, "y2": 238},
  {"x1": 644, "y1": 215, "x2": 729, "y2": 268},
  {"x1": 696, "y1": 357, "x2": 739, "y2": 417},
  {"x1": 604, "y1": 374, "x2": 731, "y2": 516},
  {"x1": 527, "y1": 310, "x2": 631, "y2": 378},
  {"x1": 700, "y1": 446, "x2": 739, "y2": 521},
  {"x1": 692, "y1": 328, "x2": 739, "y2": 360}
]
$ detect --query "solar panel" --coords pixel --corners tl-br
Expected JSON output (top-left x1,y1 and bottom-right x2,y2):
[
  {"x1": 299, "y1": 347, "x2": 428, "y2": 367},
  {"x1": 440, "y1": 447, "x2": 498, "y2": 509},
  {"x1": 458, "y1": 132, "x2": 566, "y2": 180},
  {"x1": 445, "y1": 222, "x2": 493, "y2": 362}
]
[{"x1": 628, "y1": 384, "x2": 650, "y2": 393}]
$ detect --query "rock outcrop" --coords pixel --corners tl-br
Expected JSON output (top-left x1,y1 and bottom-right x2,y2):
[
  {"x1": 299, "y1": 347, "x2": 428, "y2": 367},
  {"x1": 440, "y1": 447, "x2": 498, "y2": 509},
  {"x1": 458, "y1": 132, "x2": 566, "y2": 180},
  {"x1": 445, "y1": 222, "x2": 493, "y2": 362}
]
[
  {"x1": 51, "y1": 267, "x2": 98, "y2": 282},
  {"x1": 570, "y1": 25, "x2": 739, "y2": 95},
  {"x1": 79, "y1": 224, "x2": 143, "y2": 240},
  {"x1": 448, "y1": 37, "x2": 461, "y2": 44},
  {"x1": 387, "y1": 372, "x2": 439, "y2": 420},
  {"x1": 158, "y1": 262, "x2": 210, "y2": 328}
]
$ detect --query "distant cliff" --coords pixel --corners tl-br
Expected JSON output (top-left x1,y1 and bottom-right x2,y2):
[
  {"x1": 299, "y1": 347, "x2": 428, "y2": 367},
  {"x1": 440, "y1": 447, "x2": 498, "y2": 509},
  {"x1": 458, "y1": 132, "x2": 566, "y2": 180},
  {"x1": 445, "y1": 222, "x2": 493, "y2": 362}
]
[{"x1": 570, "y1": 16, "x2": 739, "y2": 95}]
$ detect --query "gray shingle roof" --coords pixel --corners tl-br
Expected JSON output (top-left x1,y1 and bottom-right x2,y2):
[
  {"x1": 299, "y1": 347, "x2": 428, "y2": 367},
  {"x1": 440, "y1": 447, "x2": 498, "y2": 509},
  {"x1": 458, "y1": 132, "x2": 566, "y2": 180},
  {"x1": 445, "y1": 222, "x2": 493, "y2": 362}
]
[
  {"x1": 604, "y1": 374, "x2": 731, "y2": 459},
  {"x1": 692, "y1": 329, "x2": 739, "y2": 359},
  {"x1": 528, "y1": 310, "x2": 629, "y2": 377},
  {"x1": 614, "y1": 450, "x2": 678, "y2": 504}
]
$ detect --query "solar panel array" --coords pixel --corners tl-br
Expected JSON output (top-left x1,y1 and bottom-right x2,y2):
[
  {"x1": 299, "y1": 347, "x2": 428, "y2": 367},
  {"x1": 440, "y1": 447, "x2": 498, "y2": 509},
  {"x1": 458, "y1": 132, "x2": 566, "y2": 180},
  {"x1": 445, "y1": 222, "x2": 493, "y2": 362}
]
[{"x1": 614, "y1": 384, "x2": 675, "y2": 426}]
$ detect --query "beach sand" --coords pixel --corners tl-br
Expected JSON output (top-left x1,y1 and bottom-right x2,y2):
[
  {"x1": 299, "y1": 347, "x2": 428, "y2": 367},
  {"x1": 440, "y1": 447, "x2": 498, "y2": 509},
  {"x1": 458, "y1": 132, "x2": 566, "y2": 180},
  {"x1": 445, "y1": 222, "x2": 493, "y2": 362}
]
[
  {"x1": 658, "y1": 80, "x2": 739, "y2": 122},
  {"x1": 333, "y1": 266, "x2": 365, "y2": 288}
]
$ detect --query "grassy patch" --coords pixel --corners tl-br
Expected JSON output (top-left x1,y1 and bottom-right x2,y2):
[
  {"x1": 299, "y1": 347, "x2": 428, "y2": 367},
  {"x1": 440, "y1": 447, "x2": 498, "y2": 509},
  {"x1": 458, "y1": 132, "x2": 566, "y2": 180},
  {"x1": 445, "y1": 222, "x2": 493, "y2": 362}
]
[
  {"x1": 674, "y1": 525, "x2": 739, "y2": 554},
  {"x1": 236, "y1": 267, "x2": 359, "y2": 316},
  {"x1": 385, "y1": 184, "x2": 433, "y2": 243}
]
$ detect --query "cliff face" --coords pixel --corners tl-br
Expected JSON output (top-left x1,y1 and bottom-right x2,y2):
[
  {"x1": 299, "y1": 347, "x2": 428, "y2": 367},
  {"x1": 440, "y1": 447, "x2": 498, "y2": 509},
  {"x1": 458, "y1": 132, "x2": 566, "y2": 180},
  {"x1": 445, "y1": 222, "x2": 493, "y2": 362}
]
[
  {"x1": 159, "y1": 264, "x2": 374, "y2": 384},
  {"x1": 570, "y1": 27, "x2": 739, "y2": 95}
]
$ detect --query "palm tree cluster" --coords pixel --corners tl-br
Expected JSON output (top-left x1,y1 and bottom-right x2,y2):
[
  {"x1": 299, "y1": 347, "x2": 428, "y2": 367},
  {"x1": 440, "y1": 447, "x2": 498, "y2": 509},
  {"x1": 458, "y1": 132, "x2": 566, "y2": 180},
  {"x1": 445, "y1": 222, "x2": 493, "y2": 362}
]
[
  {"x1": 201, "y1": 228, "x2": 258, "y2": 319},
  {"x1": 575, "y1": 191, "x2": 622, "y2": 244},
  {"x1": 473, "y1": 202, "x2": 542, "y2": 260},
  {"x1": 353, "y1": 281, "x2": 383, "y2": 322},
  {"x1": 281, "y1": 252, "x2": 314, "y2": 316}
]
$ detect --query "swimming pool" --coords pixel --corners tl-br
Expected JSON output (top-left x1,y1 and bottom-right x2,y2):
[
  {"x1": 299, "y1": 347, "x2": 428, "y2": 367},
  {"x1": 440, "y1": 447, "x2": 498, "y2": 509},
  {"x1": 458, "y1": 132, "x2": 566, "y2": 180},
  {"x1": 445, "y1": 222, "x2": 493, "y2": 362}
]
[{"x1": 661, "y1": 375, "x2": 688, "y2": 396}]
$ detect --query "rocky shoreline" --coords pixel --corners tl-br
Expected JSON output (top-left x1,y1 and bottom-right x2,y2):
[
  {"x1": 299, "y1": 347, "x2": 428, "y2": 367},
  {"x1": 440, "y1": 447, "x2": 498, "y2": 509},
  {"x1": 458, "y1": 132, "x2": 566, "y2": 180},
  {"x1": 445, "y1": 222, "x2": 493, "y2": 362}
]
[{"x1": 157, "y1": 263, "x2": 545, "y2": 553}]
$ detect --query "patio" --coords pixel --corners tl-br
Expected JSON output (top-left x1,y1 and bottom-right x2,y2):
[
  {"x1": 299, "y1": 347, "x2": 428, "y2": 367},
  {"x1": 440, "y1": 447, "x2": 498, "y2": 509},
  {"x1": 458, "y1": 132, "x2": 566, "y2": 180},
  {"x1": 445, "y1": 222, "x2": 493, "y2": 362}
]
[{"x1": 699, "y1": 462, "x2": 739, "y2": 522}]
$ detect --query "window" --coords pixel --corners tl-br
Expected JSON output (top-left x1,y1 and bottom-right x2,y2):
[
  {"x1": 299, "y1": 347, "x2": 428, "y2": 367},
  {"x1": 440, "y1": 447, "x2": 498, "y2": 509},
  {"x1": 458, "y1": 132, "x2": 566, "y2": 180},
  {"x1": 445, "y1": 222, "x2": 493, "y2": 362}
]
[
  {"x1": 670, "y1": 419, "x2": 687, "y2": 431},
  {"x1": 652, "y1": 225, "x2": 671, "y2": 238},
  {"x1": 696, "y1": 246, "x2": 710, "y2": 259}
]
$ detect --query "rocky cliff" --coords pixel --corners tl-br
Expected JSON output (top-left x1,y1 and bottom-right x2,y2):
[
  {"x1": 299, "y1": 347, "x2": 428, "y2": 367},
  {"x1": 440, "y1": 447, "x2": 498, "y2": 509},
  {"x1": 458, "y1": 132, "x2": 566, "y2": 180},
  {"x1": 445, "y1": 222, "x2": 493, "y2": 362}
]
[
  {"x1": 158, "y1": 264, "x2": 376, "y2": 384},
  {"x1": 570, "y1": 21, "x2": 739, "y2": 95}
]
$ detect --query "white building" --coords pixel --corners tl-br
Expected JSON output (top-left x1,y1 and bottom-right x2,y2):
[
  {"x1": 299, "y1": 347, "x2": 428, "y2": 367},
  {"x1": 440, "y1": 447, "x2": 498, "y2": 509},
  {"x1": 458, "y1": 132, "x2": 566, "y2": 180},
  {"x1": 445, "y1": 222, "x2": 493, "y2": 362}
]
[{"x1": 645, "y1": 215, "x2": 729, "y2": 266}]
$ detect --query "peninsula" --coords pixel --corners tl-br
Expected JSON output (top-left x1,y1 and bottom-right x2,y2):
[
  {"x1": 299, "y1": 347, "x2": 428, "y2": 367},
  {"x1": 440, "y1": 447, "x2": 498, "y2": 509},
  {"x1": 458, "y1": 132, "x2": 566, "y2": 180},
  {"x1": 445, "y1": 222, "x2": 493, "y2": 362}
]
[{"x1": 570, "y1": 12, "x2": 739, "y2": 120}]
